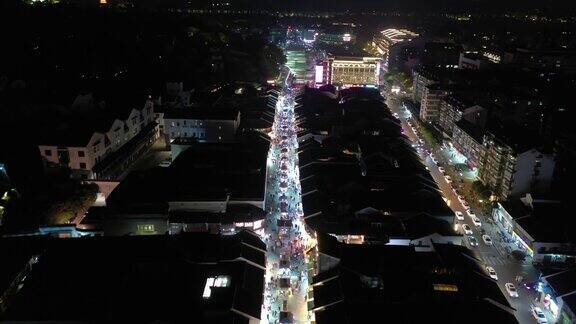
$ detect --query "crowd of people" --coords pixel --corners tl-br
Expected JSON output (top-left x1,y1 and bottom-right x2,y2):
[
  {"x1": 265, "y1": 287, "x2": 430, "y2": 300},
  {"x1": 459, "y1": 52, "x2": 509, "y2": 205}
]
[{"x1": 260, "y1": 87, "x2": 313, "y2": 324}]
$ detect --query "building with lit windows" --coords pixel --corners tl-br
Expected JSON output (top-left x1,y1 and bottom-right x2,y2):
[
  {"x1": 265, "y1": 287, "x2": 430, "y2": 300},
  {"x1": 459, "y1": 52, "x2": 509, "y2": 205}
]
[
  {"x1": 327, "y1": 56, "x2": 381, "y2": 87},
  {"x1": 163, "y1": 108, "x2": 240, "y2": 145},
  {"x1": 452, "y1": 120, "x2": 485, "y2": 169},
  {"x1": 39, "y1": 95, "x2": 158, "y2": 180},
  {"x1": 412, "y1": 66, "x2": 440, "y2": 103},
  {"x1": 419, "y1": 83, "x2": 451, "y2": 123},
  {"x1": 493, "y1": 194, "x2": 576, "y2": 266},
  {"x1": 437, "y1": 95, "x2": 486, "y2": 136},
  {"x1": 540, "y1": 269, "x2": 576, "y2": 324},
  {"x1": 479, "y1": 130, "x2": 555, "y2": 199},
  {"x1": 373, "y1": 29, "x2": 421, "y2": 73}
]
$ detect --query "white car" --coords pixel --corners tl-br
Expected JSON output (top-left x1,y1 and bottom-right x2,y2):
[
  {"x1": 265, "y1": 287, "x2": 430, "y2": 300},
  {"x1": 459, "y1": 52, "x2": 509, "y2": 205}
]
[
  {"x1": 462, "y1": 224, "x2": 473, "y2": 235},
  {"x1": 455, "y1": 211, "x2": 464, "y2": 221},
  {"x1": 159, "y1": 160, "x2": 171, "y2": 167},
  {"x1": 482, "y1": 234, "x2": 492, "y2": 245},
  {"x1": 472, "y1": 217, "x2": 482, "y2": 227},
  {"x1": 486, "y1": 266, "x2": 498, "y2": 280},
  {"x1": 505, "y1": 283, "x2": 519, "y2": 298},
  {"x1": 466, "y1": 209, "x2": 476, "y2": 218},
  {"x1": 444, "y1": 175, "x2": 452, "y2": 183},
  {"x1": 457, "y1": 195, "x2": 465, "y2": 203},
  {"x1": 438, "y1": 167, "x2": 445, "y2": 173},
  {"x1": 531, "y1": 306, "x2": 547, "y2": 323}
]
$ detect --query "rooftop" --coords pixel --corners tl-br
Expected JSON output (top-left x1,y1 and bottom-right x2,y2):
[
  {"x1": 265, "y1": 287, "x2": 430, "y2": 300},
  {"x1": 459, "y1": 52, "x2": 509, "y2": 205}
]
[
  {"x1": 1, "y1": 232, "x2": 265, "y2": 322},
  {"x1": 312, "y1": 235, "x2": 516, "y2": 324}
]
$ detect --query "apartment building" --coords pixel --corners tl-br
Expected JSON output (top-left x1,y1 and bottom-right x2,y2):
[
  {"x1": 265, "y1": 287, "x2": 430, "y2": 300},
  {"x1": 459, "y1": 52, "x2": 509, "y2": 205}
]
[
  {"x1": 412, "y1": 67, "x2": 440, "y2": 103},
  {"x1": 452, "y1": 120, "x2": 485, "y2": 169},
  {"x1": 479, "y1": 131, "x2": 555, "y2": 199},
  {"x1": 39, "y1": 96, "x2": 157, "y2": 180},
  {"x1": 419, "y1": 84, "x2": 451, "y2": 123},
  {"x1": 437, "y1": 95, "x2": 486, "y2": 136}
]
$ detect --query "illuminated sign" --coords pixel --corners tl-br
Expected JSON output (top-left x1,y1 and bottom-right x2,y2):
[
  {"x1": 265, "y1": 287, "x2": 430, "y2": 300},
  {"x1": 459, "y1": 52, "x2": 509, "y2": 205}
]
[{"x1": 315, "y1": 65, "x2": 324, "y2": 84}]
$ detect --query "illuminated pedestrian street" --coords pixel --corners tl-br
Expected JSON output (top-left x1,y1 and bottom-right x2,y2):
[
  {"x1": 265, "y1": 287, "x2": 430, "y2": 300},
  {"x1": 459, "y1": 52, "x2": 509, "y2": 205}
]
[{"x1": 260, "y1": 74, "x2": 314, "y2": 324}]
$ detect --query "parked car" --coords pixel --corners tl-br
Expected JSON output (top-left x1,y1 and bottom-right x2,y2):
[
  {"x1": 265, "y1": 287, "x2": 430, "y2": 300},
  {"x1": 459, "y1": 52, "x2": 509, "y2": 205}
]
[
  {"x1": 159, "y1": 160, "x2": 171, "y2": 167},
  {"x1": 455, "y1": 211, "x2": 464, "y2": 221},
  {"x1": 438, "y1": 166, "x2": 445, "y2": 173},
  {"x1": 466, "y1": 209, "x2": 476, "y2": 218},
  {"x1": 444, "y1": 175, "x2": 452, "y2": 183},
  {"x1": 505, "y1": 283, "x2": 519, "y2": 298},
  {"x1": 472, "y1": 217, "x2": 482, "y2": 227},
  {"x1": 531, "y1": 306, "x2": 547, "y2": 323},
  {"x1": 462, "y1": 224, "x2": 473, "y2": 235},
  {"x1": 486, "y1": 266, "x2": 498, "y2": 280},
  {"x1": 467, "y1": 235, "x2": 479, "y2": 247},
  {"x1": 482, "y1": 234, "x2": 492, "y2": 245}
]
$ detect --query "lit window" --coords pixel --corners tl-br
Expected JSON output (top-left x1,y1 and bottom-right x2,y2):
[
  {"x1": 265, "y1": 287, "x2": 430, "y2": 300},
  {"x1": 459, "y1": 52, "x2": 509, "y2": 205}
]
[
  {"x1": 433, "y1": 284, "x2": 458, "y2": 292},
  {"x1": 137, "y1": 224, "x2": 155, "y2": 234},
  {"x1": 203, "y1": 275, "x2": 231, "y2": 298}
]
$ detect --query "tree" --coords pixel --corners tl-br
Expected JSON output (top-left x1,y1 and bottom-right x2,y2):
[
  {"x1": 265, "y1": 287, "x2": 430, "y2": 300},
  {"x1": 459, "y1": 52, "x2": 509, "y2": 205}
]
[{"x1": 45, "y1": 182, "x2": 99, "y2": 224}]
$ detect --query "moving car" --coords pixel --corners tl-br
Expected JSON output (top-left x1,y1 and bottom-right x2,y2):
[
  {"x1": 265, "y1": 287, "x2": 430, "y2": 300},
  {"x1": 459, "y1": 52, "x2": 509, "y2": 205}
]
[
  {"x1": 444, "y1": 175, "x2": 452, "y2": 183},
  {"x1": 462, "y1": 224, "x2": 473, "y2": 235},
  {"x1": 486, "y1": 266, "x2": 498, "y2": 280},
  {"x1": 531, "y1": 306, "x2": 547, "y2": 323},
  {"x1": 438, "y1": 166, "x2": 445, "y2": 173},
  {"x1": 467, "y1": 235, "x2": 479, "y2": 247},
  {"x1": 472, "y1": 216, "x2": 482, "y2": 227},
  {"x1": 482, "y1": 234, "x2": 493, "y2": 245},
  {"x1": 455, "y1": 211, "x2": 464, "y2": 221},
  {"x1": 505, "y1": 283, "x2": 519, "y2": 298}
]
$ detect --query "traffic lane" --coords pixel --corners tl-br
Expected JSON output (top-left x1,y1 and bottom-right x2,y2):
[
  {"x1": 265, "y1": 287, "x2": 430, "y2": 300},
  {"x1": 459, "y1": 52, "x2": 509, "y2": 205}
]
[{"x1": 387, "y1": 100, "x2": 538, "y2": 321}]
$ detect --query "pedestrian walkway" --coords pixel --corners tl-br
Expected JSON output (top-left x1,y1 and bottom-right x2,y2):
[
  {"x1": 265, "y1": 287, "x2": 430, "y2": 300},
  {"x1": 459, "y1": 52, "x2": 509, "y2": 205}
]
[
  {"x1": 259, "y1": 79, "x2": 313, "y2": 324},
  {"x1": 483, "y1": 254, "x2": 507, "y2": 266}
]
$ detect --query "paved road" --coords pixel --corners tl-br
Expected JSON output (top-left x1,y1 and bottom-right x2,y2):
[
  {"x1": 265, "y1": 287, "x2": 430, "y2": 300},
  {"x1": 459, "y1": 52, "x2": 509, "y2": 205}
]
[
  {"x1": 386, "y1": 96, "x2": 540, "y2": 324},
  {"x1": 260, "y1": 78, "x2": 312, "y2": 324}
]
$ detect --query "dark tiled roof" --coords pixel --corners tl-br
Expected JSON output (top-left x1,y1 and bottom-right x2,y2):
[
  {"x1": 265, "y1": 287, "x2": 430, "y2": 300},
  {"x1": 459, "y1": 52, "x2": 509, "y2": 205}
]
[
  {"x1": 544, "y1": 269, "x2": 576, "y2": 297},
  {"x1": 455, "y1": 119, "x2": 484, "y2": 143},
  {"x1": 1, "y1": 232, "x2": 265, "y2": 322}
]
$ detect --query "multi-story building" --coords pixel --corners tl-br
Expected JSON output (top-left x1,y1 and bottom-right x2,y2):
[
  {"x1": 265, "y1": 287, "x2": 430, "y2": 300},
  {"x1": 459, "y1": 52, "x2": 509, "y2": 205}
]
[
  {"x1": 493, "y1": 194, "x2": 576, "y2": 266},
  {"x1": 327, "y1": 56, "x2": 381, "y2": 87},
  {"x1": 479, "y1": 131, "x2": 555, "y2": 199},
  {"x1": 373, "y1": 29, "x2": 420, "y2": 73},
  {"x1": 163, "y1": 108, "x2": 240, "y2": 144},
  {"x1": 412, "y1": 67, "x2": 440, "y2": 103},
  {"x1": 437, "y1": 95, "x2": 486, "y2": 136},
  {"x1": 419, "y1": 84, "x2": 450, "y2": 123},
  {"x1": 39, "y1": 97, "x2": 157, "y2": 180},
  {"x1": 452, "y1": 120, "x2": 485, "y2": 169}
]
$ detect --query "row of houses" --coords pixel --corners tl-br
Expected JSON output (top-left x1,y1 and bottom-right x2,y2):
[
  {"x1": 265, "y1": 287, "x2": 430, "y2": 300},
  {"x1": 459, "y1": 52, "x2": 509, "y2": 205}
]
[
  {"x1": 411, "y1": 66, "x2": 555, "y2": 199},
  {"x1": 294, "y1": 86, "x2": 517, "y2": 323}
]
